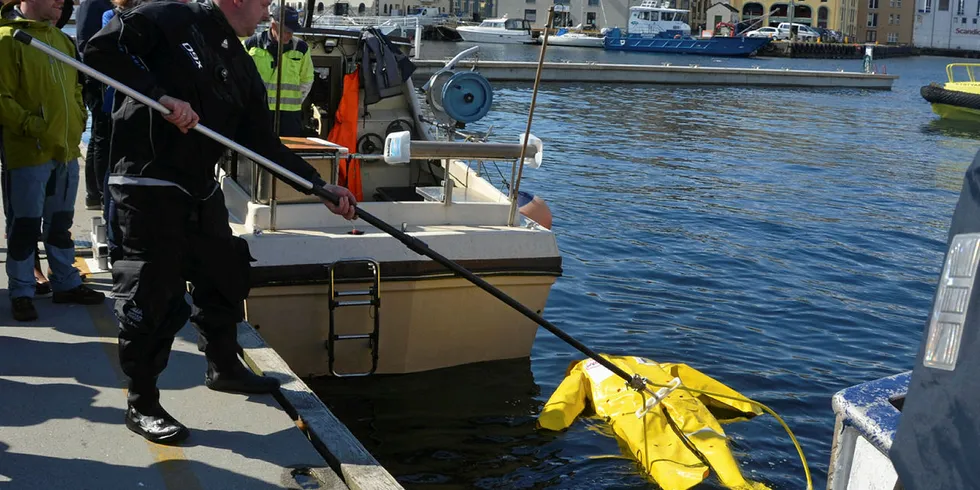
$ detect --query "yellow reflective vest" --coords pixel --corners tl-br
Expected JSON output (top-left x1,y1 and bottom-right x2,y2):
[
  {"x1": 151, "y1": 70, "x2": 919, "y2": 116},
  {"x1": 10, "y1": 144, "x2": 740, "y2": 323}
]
[
  {"x1": 539, "y1": 354, "x2": 771, "y2": 490},
  {"x1": 243, "y1": 30, "x2": 314, "y2": 113}
]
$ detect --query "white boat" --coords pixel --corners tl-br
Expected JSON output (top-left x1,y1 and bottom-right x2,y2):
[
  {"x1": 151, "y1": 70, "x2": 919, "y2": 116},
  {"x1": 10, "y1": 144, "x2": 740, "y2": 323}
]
[
  {"x1": 456, "y1": 15, "x2": 537, "y2": 44},
  {"x1": 217, "y1": 40, "x2": 561, "y2": 378},
  {"x1": 548, "y1": 29, "x2": 604, "y2": 48},
  {"x1": 827, "y1": 182, "x2": 980, "y2": 489},
  {"x1": 826, "y1": 371, "x2": 907, "y2": 490}
]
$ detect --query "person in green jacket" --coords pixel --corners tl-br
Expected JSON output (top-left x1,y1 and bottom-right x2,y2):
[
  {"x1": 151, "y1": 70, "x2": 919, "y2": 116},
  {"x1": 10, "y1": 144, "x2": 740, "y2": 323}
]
[
  {"x1": 244, "y1": 4, "x2": 314, "y2": 136},
  {"x1": 0, "y1": 0, "x2": 106, "y2": 321}
]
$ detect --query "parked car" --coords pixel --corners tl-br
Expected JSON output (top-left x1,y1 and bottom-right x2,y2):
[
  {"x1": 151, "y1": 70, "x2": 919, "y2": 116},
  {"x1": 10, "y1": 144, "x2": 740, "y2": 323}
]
[
  {"x1": 744, "y1": 26, "x2": 788, "y2": 40},
  {"x1": 811, "y1": 26, "x2": 844, "y2": 43},
  {"x1": 776, "y1": 22, "x2": 820, "y2": 41}
]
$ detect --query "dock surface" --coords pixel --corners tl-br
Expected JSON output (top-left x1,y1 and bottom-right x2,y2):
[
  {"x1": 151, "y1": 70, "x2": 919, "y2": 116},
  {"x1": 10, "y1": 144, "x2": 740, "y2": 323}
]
[
  {"x1": 0, "y1": 156, "x2": 383, "y2": 489},
  {"x1": 411, "y1": 59, "x2": 898, "y2": 90}
]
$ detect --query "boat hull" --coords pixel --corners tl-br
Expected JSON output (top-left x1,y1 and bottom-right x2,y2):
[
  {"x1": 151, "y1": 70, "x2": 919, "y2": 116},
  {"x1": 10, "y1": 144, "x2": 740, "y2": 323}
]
[
  {"x1": 549, "y1": 34, "x2": 605, "y2": 48},
  {"x1": 245, "y1": 271, "x2": 558, "y2": 377},
  {"x1": 603, "y1": 32, "x2": 771, "y2": 56},
  {"x1": 456, "y1": 27, "x2": 535, "y2": 44},
  {"x1": 921, "y1": 83, "x2": 980, "y2": 121},
  {"x1": 827, "y1": 371, "x2": 909, "y2": 490}
]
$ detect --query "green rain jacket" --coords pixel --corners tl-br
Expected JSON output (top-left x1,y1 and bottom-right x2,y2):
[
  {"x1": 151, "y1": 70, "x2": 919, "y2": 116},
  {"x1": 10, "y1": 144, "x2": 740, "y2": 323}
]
[{"x1": 0, "y1": 2, "x2": 86, "y2": 168}]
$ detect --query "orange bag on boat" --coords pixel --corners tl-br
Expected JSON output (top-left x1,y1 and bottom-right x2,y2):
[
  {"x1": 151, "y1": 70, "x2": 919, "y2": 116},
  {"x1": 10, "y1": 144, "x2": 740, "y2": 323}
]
[{"x1": 328, "y1": 70, "x2": 362, "y2": 202}]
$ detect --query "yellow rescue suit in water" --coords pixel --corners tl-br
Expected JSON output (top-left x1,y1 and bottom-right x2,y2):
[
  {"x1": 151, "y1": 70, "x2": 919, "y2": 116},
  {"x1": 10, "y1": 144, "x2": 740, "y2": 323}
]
[{"x1": 538, "y1": 355, "x2": 770, "y2": 490}]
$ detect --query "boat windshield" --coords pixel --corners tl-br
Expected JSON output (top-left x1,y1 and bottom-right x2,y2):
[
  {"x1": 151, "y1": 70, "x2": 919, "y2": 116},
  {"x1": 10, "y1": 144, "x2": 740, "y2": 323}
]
[
  {"x1": 481, "y1": 20, "x2": 505, "y2": 28},
  {"x1": 505, "y1": 18, "x2": 530, "y2": 30}
]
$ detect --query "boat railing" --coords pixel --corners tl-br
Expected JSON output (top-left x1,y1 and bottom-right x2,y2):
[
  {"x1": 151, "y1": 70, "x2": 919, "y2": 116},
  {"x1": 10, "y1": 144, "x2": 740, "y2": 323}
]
[
  {"x1": 945, "y1": 63, "x2": 980, "y2": 84},
  {"x1": 306, "y1": 15, "x2": 422, "y2": 56}
]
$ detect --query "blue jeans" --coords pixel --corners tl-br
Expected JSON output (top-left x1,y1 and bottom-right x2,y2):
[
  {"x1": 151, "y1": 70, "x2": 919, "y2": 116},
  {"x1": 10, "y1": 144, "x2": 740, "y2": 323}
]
[{"x1": 4, "y1": 160, "x2": 83, "y2": 299}]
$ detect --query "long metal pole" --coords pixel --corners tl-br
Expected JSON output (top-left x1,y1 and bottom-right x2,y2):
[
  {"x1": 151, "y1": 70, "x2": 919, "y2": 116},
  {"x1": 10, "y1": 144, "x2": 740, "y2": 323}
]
[
  {"x1": 507, "y1": 6, "x2": 554, "y2": 226},
  {"x1": 14, "y1": 29, "x2": 652, "y2": 393},
  {"x1": 270, "y1": 0, "x2": 287, "y2": 231}
]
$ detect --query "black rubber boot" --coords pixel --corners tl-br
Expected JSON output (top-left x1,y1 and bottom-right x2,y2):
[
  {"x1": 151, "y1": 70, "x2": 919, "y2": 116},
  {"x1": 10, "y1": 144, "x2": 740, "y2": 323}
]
[
  {"x1": 125, "y1": 401, "x2": 189, "y2": 444},
  {"x1": 205, "y1": 356, "x2": 280, "y2": 394}
]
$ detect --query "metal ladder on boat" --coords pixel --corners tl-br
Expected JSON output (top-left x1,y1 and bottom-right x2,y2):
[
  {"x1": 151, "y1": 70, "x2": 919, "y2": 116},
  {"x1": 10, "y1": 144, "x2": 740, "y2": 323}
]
[{"x1": 325, "y1": 259, "x2": 381, "y2": 377}]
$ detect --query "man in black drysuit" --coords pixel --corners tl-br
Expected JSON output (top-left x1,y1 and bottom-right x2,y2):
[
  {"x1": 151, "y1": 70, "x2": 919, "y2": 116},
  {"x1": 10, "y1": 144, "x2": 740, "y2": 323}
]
[{"x1": 84, "y1": 0, "x2": 357, "y2": 444}]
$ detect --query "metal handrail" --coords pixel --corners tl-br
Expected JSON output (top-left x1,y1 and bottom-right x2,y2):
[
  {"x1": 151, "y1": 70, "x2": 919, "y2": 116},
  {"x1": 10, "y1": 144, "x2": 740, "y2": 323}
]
[{"x1": 946, "y1": 63, "x2": 980, "y2": 83}]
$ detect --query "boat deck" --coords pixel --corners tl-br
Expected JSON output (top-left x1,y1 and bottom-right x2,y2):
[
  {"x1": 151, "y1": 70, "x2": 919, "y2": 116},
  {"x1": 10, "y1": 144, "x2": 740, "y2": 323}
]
[{"x1": 0, "y1": 156, "x2": 400, "y2": 489}]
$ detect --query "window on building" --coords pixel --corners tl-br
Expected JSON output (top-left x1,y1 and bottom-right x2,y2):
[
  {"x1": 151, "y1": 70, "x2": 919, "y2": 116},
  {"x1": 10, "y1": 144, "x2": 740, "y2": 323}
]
[
  {"x1": 923, "y1": 0, "x2": 931, "y2": 11},
  {"x1": 588, "y1": 0, "x2": 599, "y2": 5},
  {"x1": 587, "y1": 11, "x2": 597, "y2": 24},
  {"x1": 526, "y1": 0, "x2": 535, "y2": 3},
  {"x1": 896, "y1": 0, "x2": 901, "y2": 6},
  {"x1": 938, "y1": 0, "x2": 949, "y2": 11},
  {"x1": 525, "y1": 8, "x2": 536, "y2": 20},
  {"x1": 869, "y1": 0, "x2": 878, "y2": 8},
  {"x1": 957, "y1": 0, "x2": 965, "y2": 14},
  {"x1": 887, "y1": 31, "x2": 898, "y2": 42},
  {"x1": 977, "y1": 0, "x2": 980, "y2": 15},
  {"x1": 866, "y1": 29, "x2": 877, "y2": 41},
  {"x1": 868, "y1": 12, "x2": 878, "y2": 25},
  {"x1": 888, "y1": 13, "x2": 893, "y2": 22},
  {"x1": 895, "y1": 13, "x2": 900, "y2": 23}
]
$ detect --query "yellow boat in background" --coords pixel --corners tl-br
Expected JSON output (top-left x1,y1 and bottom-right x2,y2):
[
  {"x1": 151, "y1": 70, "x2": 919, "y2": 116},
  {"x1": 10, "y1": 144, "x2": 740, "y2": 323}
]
[{"x1": 921, "y1": 63, "x2": 980, "y2": 121}]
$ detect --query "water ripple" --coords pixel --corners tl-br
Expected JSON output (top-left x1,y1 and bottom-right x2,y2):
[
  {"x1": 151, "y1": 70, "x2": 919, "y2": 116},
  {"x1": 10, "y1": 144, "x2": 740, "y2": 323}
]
[{"x1": 311, "y1": 46, "x2": 980, "y2": 489}]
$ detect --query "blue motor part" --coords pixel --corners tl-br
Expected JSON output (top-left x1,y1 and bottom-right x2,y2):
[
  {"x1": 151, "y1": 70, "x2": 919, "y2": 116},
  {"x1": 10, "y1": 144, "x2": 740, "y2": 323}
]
[{"x1": 441, "y1": 71, "x2": 493, "y2": 124}]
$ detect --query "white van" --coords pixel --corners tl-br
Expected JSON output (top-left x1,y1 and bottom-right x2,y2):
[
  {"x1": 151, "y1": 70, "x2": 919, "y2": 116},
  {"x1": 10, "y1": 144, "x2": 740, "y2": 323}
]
[{"x1": 776, "y1": 22, "x2": 819, "y2": 41}]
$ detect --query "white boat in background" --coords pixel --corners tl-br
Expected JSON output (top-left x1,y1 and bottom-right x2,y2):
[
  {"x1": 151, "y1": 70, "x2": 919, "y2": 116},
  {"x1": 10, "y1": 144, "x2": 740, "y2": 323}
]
[
  {"x1": 548, "y1": 28, "x2": 604, "y2": 48},
  {"x1": 456, "y1": 15, "x2": 538, "y2": 44}
]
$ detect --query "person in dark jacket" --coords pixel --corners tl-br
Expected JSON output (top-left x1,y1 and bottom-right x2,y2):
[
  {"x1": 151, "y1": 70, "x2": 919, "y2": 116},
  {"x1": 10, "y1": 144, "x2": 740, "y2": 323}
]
[
  {"x1": 83, "y1": 0, "x2": 356, "y2": 444},
  {"x1": 75, "y1": 0, "x2": 112, "y2": 209},
  {"x1": 55, "y1": 0, "x2": 72, "y2": 28}
]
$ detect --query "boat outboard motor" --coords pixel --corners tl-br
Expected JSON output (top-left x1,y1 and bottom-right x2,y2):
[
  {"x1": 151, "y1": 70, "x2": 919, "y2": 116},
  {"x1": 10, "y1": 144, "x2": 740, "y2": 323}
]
[{"x1": 890, "y1": 150, "x2": 980, "y2": 490}]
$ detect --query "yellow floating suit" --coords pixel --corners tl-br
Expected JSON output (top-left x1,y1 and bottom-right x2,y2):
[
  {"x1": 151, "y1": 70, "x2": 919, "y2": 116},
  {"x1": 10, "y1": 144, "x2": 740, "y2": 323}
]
[{"x1": 538, "y1": 354, "x2": 771, "y2": 490}]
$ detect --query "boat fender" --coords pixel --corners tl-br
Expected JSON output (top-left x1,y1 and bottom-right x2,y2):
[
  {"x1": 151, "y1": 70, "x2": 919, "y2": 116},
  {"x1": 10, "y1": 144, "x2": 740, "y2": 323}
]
[
  {"x1": 921, "y1": 84, "x2": 980, "y2": 111},
  {"x1": 517, "y1": 190, "x2": 553, "y2": 230}
]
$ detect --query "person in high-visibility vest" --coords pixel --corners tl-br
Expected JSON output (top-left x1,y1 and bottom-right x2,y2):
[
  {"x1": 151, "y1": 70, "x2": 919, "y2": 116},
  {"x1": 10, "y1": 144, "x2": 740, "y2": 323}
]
[{"x1": 244, "y1": 5, "x2": 313, "y2": 136}]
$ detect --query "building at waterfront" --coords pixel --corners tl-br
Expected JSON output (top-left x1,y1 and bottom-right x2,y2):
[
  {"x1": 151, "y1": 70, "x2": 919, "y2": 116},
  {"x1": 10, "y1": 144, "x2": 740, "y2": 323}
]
[
  {"x1": 913, "y1": 0, "x2": 980, "y2": 50},
  {"x1": 852, "y1": 0, "x2": 914, "y2": 43},
  {"x1": 288, "y1": 0, "x2": 452, "y2": 17},
  {"x1": 492, "y1": 0, "x2": 638, "y2": 30}
]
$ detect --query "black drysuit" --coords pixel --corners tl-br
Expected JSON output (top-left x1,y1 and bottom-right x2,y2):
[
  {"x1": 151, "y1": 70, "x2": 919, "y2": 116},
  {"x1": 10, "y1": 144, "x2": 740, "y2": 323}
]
[{"x1": 84, "y1": 0, "x2": 326, "y2": 409}]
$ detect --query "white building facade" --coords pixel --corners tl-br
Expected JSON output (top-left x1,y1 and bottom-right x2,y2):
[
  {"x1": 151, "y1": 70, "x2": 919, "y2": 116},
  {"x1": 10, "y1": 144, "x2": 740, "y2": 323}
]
[
  {"x1": 493, "y1": 0, "x2": 637, "y2": 30},
  {"x1": 913, "y1": 0, "x2": 980, "y2": 50}
]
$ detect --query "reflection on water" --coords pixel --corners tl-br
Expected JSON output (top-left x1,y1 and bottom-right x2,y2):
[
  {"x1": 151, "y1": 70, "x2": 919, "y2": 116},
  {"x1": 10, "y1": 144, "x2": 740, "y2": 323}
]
[
  {"x1": 309, "y1": 359, "x2": 564, "y2": 489},
  {"x1": 69, "y1": 31, "x2": 980, "y2": 488},
  {"x1": 309, "y1": 50, "x2": 980, "y2": 489}
]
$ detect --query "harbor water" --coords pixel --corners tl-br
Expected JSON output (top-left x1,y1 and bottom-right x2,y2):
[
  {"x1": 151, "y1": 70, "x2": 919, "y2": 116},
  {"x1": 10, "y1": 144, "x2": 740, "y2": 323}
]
[
  {"x1": 308, "y1": 43, "x2": 980, "y2": 489},
  {"x1": 72, "y1": 32, "x2": 978, "y2": 488}
]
